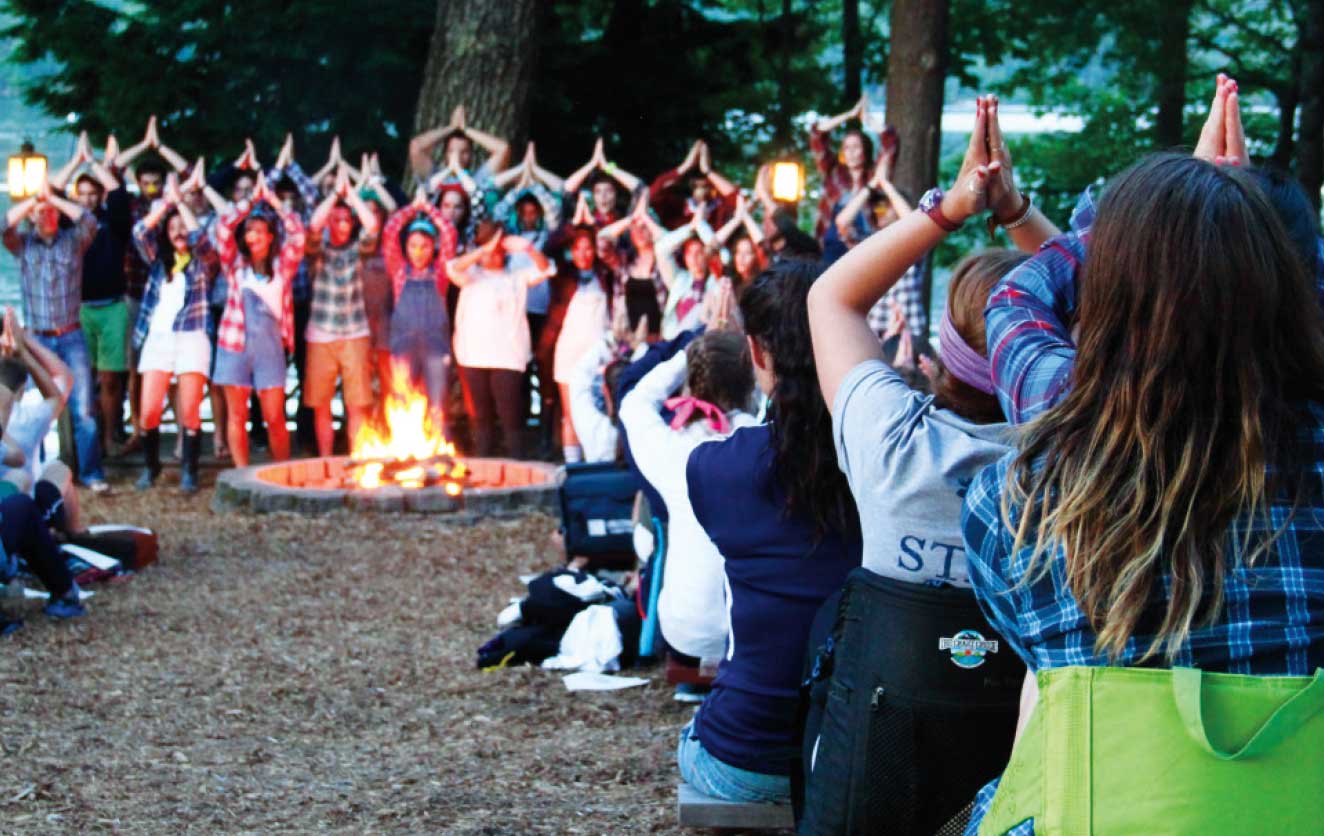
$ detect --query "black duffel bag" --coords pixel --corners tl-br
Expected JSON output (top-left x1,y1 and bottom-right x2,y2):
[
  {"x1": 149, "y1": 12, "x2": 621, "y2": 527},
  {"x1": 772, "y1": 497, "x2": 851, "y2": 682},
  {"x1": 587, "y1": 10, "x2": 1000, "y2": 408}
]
[{"x1": 795, "y1": 568, "x2": 1025, "y2": 836}]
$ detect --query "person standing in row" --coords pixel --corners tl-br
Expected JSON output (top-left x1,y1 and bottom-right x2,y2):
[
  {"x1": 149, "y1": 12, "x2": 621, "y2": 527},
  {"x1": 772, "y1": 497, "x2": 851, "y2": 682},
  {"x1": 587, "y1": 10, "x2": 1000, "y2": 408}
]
[
  {"x1": 1, "y1": 180, "x2": 108, "y2": 493},
  {"x1": 302, "y1": 172, "x2": 381, "y2": 455},
  {"x1": 212, "y1": 174, "x2": 306, "y2": 466},
  {"x1": 130, "y1": 175, "x2": 220, "y2": 492}
]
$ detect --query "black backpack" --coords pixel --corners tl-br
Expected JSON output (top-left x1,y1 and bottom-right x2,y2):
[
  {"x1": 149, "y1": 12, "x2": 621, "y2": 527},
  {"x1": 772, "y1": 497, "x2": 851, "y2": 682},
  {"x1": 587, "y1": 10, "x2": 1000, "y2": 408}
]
[{"x1": 795, "y1": 568, "x2": 1025, "y2": 836}]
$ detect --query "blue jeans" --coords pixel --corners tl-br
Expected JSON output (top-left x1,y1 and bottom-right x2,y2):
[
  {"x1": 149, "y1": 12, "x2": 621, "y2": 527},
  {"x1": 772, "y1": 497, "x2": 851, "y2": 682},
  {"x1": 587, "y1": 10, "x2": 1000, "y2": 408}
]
[
  {"x1": 676, "y1": 717, "x2": 791, "y2": 804},
  {"x1": 35, "y1": 330, "x2": 103, "y2": 483}
]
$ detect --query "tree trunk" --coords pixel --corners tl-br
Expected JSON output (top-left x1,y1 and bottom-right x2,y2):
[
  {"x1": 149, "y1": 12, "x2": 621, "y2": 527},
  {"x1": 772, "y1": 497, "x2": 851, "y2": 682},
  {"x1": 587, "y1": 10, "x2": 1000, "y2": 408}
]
[
  {"x1": 1296, "y1": 0, "x2": 1324, "y2": 213},
  {"x1": 410, "y1": 0, "x2": 540, "y2": 177},
  {"x1": 886, "y1": 0, "x2": 949, "y2": 333},
  {"x1": 843, "y1": 0, "x2": 862, "y2": 107},
  {"x1": 1152, "y1": 0, "x2": 1193, "y2": 148}
]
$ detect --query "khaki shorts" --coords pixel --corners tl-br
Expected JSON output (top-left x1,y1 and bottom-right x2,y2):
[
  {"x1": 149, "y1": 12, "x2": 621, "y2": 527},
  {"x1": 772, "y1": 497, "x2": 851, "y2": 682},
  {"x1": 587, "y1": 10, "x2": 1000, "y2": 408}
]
[{"x1": 303, "y1": 336, "x2": 374, "y2": 408}]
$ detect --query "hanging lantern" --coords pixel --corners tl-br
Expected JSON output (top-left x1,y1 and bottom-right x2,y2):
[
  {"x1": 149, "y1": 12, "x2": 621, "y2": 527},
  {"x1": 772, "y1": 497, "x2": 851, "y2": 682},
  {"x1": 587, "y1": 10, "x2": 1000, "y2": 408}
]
[
  {"x1": 7, "y1": 141, "x2": 47, "y2": 200},
  {"x1": 771, "y1": 159, "x2": 804, "y2": 204}
]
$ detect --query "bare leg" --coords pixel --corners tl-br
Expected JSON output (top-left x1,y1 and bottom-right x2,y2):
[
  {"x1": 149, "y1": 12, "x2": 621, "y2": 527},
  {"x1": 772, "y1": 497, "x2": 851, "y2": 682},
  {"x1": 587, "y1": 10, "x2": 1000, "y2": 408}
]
[
  {"x1": 223, "y1": 386, "x2": 252, "y2": 466},
  {"x1": 313, "y1": 404, "x2": 334, "y2": 458},
  {"x1": 209, "y1": 382, "x2": 229, "y2": 458},
  {"x1": 96, "y1": 370, "x2": 122, "y2": 452},
  {"x1": 558, "y1": 383, "x2": 580, "y2": 448},
  {"x1": 345, "y1": 404, "x2": 369, "y2": 450},
  {"x1": 258, "y1": 388, "x2": 290, "y2": 461},
  {"x1": 138, "y1": 370, "x2": 171, "y2": 432},
  {"x1": 177, "y1": 374, "x2": 206, "y2": 431}
]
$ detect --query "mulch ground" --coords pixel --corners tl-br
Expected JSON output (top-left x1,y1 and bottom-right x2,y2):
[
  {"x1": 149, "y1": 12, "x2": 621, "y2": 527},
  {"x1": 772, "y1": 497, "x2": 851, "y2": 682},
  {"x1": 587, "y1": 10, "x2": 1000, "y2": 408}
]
[{"x1": 0, "y1": 467, "x2": 693, "y2": 834}]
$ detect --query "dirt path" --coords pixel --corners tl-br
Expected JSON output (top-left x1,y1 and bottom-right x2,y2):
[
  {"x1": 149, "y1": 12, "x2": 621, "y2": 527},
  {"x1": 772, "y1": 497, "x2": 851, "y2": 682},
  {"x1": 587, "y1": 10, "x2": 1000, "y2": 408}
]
[{"x1": 0, "y1": 487, "x2": 688, "y2": 834}]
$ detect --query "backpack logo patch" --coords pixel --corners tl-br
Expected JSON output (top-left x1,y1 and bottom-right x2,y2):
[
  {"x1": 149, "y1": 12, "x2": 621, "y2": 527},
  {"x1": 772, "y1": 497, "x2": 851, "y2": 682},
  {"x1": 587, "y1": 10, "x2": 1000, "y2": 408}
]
[{"x1": 939, "y1": 630, "x2": 999, "y2": 669}]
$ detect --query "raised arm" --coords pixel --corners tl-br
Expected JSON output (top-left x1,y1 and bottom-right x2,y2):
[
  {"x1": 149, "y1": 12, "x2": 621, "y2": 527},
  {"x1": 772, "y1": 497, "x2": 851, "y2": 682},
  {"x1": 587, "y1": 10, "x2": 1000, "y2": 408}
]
[
  {"x1": 983, "y1": 96, "x2": 1059, "y2": 252},
  {"x1": 814, "y1": 96, "x2": 866, "y2": 135},
  {"x1": 562, "y1": 141, "x2": 601, "y2": 195},
  {"x1": 527, "y1": 142, "x2": 564, "y2": 193},
  {"x1": 465, "y1": 123, "x2": 511, "y2": 174},
  {"x1": 47, "y1": 145, "x2": 84, "y2": 193},
  {"x1": 114, "y1": 117, "x2": 154, "y2": 170},
  {"x1": 12, "y1": 314, "x2": 72, "y2": 412},
  {"x1": 833, "y1": 184, "x2": 873, "y2": 239},
  {"x1": 809, "y1": 96, "x2": 998, "y2": 410},
  {"x1": 133, "y1": 197, "x2": 172, "y2": 265}
]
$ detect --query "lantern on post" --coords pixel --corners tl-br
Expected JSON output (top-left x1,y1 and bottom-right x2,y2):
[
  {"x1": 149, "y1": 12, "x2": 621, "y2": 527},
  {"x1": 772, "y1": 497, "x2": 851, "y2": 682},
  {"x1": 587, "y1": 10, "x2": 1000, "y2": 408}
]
[
  {"x1": 7, "y1": 141, "x2": 47, "y2": 200},
  {"x1": 770, "y1": 158, "x2": 805, "y2": 205}
]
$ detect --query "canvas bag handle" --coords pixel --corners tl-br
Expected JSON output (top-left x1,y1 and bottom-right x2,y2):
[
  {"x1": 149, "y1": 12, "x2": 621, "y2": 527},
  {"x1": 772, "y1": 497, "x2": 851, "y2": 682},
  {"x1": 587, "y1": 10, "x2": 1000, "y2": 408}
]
[{"x1": 1173, "y1": 667, "x2": 1324, "y2": 761}]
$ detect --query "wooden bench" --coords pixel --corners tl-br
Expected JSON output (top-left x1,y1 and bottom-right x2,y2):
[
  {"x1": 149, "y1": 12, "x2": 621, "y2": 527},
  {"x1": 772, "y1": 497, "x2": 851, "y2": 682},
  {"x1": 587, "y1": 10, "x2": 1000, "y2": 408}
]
[
  {"x1": 666, "y1": 653, "x2": 717, "y2": 687},
  {"x1": 677, "y1": 782, "x2": 795, "y2": 831}
]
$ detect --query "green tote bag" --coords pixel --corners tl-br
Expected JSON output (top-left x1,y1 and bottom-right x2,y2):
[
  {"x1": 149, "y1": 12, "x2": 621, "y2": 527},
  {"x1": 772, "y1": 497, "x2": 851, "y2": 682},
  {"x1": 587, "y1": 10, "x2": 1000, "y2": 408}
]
[{"x1": 979, "y1": 665, "x2": 1324, "y2": 835}]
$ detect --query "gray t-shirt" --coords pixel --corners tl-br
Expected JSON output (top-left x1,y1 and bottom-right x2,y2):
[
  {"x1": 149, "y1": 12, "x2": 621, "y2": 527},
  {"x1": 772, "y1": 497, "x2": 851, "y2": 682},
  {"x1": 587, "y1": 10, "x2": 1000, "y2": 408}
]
[
  {"x1": 0, "y1": 397, "x2": 56, "y2": 489},
  {"x1": 832, "y1": 360, "x2": 1011, "y2": 586}
]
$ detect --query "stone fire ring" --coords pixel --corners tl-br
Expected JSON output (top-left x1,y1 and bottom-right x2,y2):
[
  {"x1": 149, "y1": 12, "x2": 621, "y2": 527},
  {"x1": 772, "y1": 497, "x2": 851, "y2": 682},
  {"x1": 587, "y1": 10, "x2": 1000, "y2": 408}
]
[{"x1": 211, "y1": 456, "x2": 561, "y2": 517}]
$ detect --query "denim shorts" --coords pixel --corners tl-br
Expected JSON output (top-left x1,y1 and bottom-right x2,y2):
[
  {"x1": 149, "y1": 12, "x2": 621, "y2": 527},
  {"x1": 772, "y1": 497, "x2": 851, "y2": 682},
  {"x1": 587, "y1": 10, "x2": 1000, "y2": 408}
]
[
  {"x1": 676, "y1": 717, "x2": 791, "y2": 804},
  {"x1": 212, "y1": 290, "x2": 286, "y2": 391}
]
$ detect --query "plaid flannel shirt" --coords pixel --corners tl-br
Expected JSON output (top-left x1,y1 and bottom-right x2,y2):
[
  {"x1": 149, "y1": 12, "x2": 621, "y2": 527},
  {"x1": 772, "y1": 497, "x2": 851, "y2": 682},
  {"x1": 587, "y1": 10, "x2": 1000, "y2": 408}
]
[
  {"x1": 963, "y1": 187, "x2": 1324, "y2": 836},
  {"x1": 382, "y1": 204, "x2": 458, "y2": 302},
  {"x1": 214, "y1": 201, "x2": 306, "y2": 354},
  {"x1": 495, "y1": 183, "x2": 562, "y2": 234},
  {"x1": 865, "y1": 254, "x2": 928, "y2": 340},
  {"x1": 809, "y1": 125, "x2": 889, "y2": 240},
  {"x1": 2, "y1": 210, "x2": 97, "y2": 331},
  {"x1": 131, "y1": 219, "x2": 220, "y2": 351},
  {"x1": 306, "y1": 229, "x2": 376, "y2": 339}
]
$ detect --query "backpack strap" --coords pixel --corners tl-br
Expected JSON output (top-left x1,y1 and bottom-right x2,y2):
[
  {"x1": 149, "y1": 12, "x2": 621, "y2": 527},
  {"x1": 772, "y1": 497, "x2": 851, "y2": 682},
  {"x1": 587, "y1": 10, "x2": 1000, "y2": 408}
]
[{"x1": 1173, "y1": 667, "x2": 1324, "y2": 761}]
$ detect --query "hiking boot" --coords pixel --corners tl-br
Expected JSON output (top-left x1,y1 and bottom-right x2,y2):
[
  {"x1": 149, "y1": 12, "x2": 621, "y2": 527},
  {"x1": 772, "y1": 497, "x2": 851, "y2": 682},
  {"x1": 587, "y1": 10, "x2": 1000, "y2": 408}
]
[
  {"x1": 135, "y1": 428, "x2": 161, "y2": 490},
  {"x1": 43, "y1": 589, "x2": 85, "y2": 619},
  {"x1": 180, "y1": 429, "x2": 201, "y2": 494}
]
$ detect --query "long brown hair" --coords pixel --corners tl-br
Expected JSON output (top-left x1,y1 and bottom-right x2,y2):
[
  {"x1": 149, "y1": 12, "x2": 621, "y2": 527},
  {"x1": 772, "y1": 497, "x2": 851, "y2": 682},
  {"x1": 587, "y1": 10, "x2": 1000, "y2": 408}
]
[
  {"x1": 931, "y1": 249, "x2": 1028, "y2": 423},
  {"x1": 1007, "y1": 154, "x2": 1324, "y2": 661}
]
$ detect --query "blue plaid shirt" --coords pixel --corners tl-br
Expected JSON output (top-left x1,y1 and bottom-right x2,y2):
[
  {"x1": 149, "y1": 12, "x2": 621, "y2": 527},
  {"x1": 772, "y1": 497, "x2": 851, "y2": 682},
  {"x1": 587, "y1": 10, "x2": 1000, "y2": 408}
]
[
  {"x1": 2, "y1": 211, "x2": 97, "y2": 331},
  {"x1": 964, "y1": 189, "x2": 1324, "y2": 836},
  {"x1": 131, "y1": 220, "x2": 220, "y2": 351}
]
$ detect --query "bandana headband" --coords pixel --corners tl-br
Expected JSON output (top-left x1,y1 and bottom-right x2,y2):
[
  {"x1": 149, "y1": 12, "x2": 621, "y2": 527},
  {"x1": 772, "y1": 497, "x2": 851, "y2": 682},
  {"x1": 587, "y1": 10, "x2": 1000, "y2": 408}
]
[
  {"x1": 664, "y1": 396, "x2": 732, "y2": 434},
  {"x1": 938, "y1": 306, "x2": 996, "y2": 395}
]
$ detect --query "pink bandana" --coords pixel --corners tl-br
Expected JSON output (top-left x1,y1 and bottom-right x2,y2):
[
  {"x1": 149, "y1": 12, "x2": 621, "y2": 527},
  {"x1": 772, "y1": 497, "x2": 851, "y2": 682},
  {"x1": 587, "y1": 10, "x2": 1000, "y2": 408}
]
[{"x1": 664, "y1": 396, "x2": 732, "y2": 434}]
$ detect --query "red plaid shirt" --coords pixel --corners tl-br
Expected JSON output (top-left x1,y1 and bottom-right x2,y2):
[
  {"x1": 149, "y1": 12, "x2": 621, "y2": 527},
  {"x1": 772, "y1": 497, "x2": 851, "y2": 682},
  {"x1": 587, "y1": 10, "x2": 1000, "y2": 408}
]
[
  {"x1": 382, "y1": 204, "x2": 458, "y2": 302},
  {"x1": 810, "y1": 126, "x2": 889, "y2": 240},
  {"x1": 215, "y1": 200, "x2": 306, "y2": 354}
]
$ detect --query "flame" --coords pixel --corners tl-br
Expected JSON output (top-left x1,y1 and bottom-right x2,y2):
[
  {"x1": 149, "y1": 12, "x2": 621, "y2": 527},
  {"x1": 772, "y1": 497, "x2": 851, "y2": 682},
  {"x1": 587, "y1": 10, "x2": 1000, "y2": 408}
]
[{"x1": 349, "y1": 361, "x2": 467, "y2": 492}]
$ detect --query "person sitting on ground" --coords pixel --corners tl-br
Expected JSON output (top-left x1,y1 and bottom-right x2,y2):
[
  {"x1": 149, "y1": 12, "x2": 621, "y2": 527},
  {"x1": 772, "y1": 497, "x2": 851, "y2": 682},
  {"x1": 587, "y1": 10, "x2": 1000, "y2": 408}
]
[
  {"x1": 447, "y1": 222, "x2": 555, "y2": 459},
  {"x1": 648, "y1": 140, "x2": 738, "y2": 230},
  {"x1": 212, "y1": 172, "x2": 306, "y2": 467},
  {"x1": 131, "y1": 174, "x2": 221, "y2": 492},
  {"x1": 962, "y1": 77, "x2": 1324, "y2": 835},
  {"x1": 679, "y1": 262, "x2": 863, "y2": 804},
  {"x1": 618, "y1": 323, "x2": 759, "y2": 674},
  {"x1": 302, "y1": 170, "x2": 381, "y2": 456}
]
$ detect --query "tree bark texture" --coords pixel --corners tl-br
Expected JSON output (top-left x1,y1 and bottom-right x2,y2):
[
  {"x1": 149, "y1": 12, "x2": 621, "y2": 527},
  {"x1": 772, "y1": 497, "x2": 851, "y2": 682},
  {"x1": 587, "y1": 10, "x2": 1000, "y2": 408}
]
[
  {"x1": 1296, "y1": 0, "x2": 1324, "y2": 213},
  {"x1": 411, "y1": 0, "x2": 539, "y2": 174},
  {"x1": 843, "y1": 0, "x2": 862, "y2": 107},
  {"x1": 1152, "y1": 0, "x2": 1193, "y2": 148},
  {"x1": 886, "y1": 0, "x2": 949, "y2": 329}
]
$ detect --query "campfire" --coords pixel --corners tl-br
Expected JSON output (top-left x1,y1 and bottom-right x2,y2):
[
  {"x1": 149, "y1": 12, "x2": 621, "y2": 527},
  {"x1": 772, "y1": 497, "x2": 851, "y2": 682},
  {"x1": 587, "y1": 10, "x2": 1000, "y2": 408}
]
[{"x1": 347, "y1": 363, "x2": 468, "y2": 493}]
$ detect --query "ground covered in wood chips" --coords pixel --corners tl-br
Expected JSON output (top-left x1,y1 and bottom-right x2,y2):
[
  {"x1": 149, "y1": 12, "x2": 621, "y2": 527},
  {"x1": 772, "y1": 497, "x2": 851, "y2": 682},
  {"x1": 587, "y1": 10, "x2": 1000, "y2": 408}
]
[{"x1": 0, "y1": 478, "x2": 696, "y2": 834}]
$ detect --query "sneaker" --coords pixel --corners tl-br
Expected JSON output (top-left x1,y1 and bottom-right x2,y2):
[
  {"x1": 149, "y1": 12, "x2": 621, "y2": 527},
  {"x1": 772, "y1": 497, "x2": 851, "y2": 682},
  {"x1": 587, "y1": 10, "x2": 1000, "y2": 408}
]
[
  {"x1": 87, "y1": 480, "x2": 112, "y2": 495},
  {"x1": 673, "y1": 683, "x2": 709, "y2": 704},
  {"x1": 44, "y1": 592, "x2": 86, "y2": 619}
]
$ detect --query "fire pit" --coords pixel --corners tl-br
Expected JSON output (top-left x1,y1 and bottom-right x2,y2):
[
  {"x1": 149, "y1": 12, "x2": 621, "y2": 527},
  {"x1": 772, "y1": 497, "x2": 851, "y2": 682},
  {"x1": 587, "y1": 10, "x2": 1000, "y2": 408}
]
[
  {"x1": 211, "y1": 363, "x2": 559, "y2": 516},
  {"x1": 211, "y1": 455, "x2": 559, "y2": 516}
]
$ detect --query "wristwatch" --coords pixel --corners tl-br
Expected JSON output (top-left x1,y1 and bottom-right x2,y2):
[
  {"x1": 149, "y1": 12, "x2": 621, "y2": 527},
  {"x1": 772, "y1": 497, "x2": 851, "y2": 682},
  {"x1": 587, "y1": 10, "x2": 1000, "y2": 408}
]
[{"x1": 919, "y1": 187, "x2": 961, "y2": 233}]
